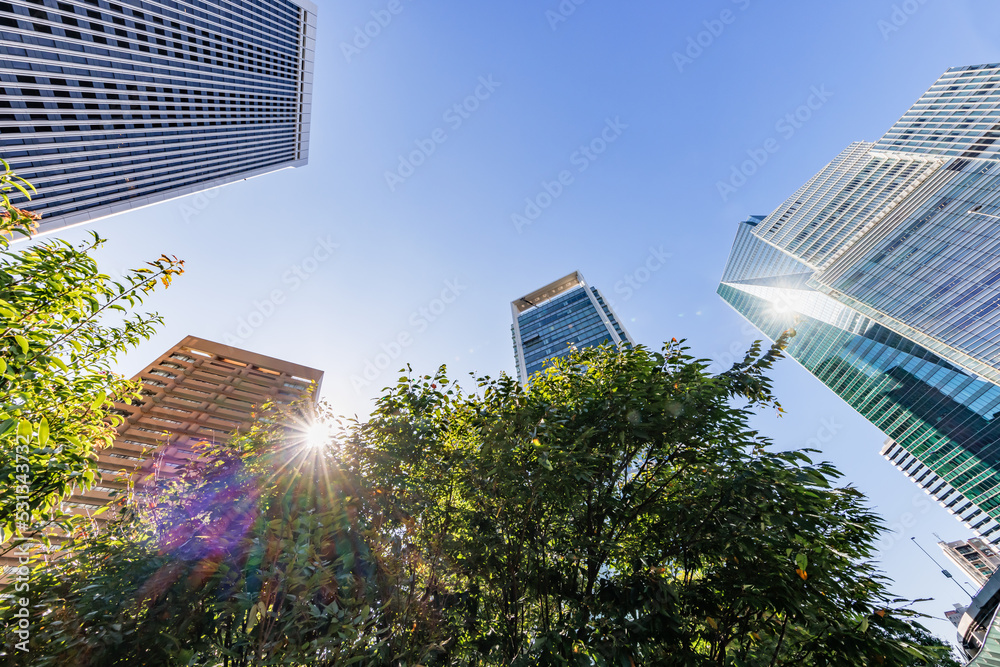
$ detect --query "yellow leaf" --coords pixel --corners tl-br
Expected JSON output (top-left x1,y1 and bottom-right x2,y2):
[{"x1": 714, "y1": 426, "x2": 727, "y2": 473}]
[
  {"x1": 796, "y1": 568, "x2": 808, "y2": 580},
  {"x1": 706, "y1": 617, "x2": 718, "y2": 630}
]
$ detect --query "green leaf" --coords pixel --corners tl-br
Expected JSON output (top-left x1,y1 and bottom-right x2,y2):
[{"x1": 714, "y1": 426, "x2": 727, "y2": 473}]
[
  {"x1": 795, "y1": 553, "x2": 808, "y2": 572},
  {"x1": 13, "y1": 334, "x2": 28, "y2": 355},
  {"x1": 38, "y1": 417, "x2": 49, "y2": 446},
  {"x1": 91, "y1": 389, "x2": 107, "y2": 412}
]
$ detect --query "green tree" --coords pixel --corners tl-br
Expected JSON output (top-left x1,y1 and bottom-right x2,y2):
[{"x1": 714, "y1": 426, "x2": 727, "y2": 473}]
[
  {"x1": 2, "y1": 403, "x2": 447, "y2": 666},
  {"x1": 0, "y1": 161, "x2": 184, "y2": 543},
  {"x1": 2, "y1": 340, "x2": 961, "y2": 666},
  {"x1": 349, "y1": 339, "x2": 959, "y2": 666}
]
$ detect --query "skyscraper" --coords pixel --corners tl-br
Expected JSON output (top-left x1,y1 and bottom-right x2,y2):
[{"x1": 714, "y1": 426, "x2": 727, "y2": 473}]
[
  {"x1": 0, "y1": 0, "x2": 316, "y2": 235},
  {"x1": 718, "y1": 63, "x2": 1000, "y2": 529},
  {"x1": 0, "y1": 335, "x2": 323, "y2": 572},
  {"x1": 511, "y1": 271, "x2": 632, "y2": 383}
]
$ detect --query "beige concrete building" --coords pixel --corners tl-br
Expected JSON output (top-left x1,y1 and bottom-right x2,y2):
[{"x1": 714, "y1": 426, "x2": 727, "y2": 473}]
[
  {"x1": 2, "y1": 336, "x2": 322, "y2": 572},
  {"x1": 940, "y1": 538, "x2": 1000, "y2": 590}
]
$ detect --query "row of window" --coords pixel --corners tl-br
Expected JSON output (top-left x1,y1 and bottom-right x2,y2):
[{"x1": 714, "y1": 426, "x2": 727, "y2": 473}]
[
  {"x1": 2, "y1": 41, "x2": 302, "y2": 95},
  {"x1": 17, "y1": 134, "x2": 293, "y2": 191},
  {"x1": 4, "y1": 39, "x2": 302, "y2": 89},
  {"x1": 10, "y1": 0, "x2": 306, "y2": 61},
  {"x1": 20, "y1": 147, "x2": 293, "y2": 217},
  {"x1": 5, "y1": 0, "x2": 303, "y2": 60}
]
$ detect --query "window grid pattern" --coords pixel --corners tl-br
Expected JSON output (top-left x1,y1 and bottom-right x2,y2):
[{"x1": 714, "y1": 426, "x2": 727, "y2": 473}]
[
  {"x1": 813, "y1": 160, "x2": 1000, "y2": 384},
  {"x1": 0, "y1": 0, "x2": 315, "y2": 234},
  {"x1": 513, "y1": 285, "x2": 630, "y2": 382},
  {"x1": 720, "y1": 277, "x2": 1000, "y2": 524},
  {"x1": 720, "y1": 219, "x2": 1000, "y2": 528},
  {"x1": 753, "y1": 142, "x2": 943, "y2": 270},
  {"x1": 875, "y1": 63, "x2": 1000, "y2": 161}
]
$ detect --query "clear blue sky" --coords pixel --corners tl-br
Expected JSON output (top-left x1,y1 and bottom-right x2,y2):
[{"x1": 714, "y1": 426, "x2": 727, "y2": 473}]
[{"x1": 35, "y1": 0, "x2": 1000, "y2": 647}]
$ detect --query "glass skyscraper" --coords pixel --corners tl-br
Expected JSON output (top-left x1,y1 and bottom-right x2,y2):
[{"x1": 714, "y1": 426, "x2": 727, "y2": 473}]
[
  {"x1": 0, "y1": 0, "x2": 316, "y2": 235},
  {"x1": 719, "y1": 63, "x2": 1000, "y2": 532},
  {"x1": 511, "y1": 271, "x2": 632, "y2": 383}
]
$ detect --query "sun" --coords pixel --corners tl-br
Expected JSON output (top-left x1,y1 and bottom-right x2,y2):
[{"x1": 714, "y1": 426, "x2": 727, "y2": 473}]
[{"x1": 303, "y1": 420, "x2": 334, "y2": 449}]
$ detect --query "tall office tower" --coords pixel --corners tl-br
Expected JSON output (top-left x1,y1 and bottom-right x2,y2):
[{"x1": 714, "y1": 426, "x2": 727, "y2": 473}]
[
  {"x1": 0, "y1": 0, "x2": 316, "y2": 235},
  {"x1": 882, "y1": 439, "x2": 1000, "y2": 543},
  {"x1": 718, "y1": 63, "x2": 1000, "y2": 529},
  {"x1": 939, "y1": 537, "x2": 1000, "y2": 589},
  {"x1": 0, "y1": 335, "x2": 323, "y2": 572},
  {"x1": 511, "y1": 271, "x2": 633, "y2": 383}
]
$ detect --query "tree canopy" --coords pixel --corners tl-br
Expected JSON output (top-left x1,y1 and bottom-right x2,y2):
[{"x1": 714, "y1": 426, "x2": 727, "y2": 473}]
[{"x1": 2, "y1": 339, "x2": 960, "y2": 666}]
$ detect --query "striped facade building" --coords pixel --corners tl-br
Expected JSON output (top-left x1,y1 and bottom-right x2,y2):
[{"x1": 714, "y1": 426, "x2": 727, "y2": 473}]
[{"x1": 0, "y1": 0, "x2": 316, "y2": 235}]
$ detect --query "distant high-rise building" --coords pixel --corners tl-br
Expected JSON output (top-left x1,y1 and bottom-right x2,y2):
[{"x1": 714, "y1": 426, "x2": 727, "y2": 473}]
[
  {"x1": 939, "y1": 537, "x2": 1000, "y2": 589},
  {"x1": 947, "y1": 604, "x2": 968, "y2": 629},
  {"x1": 0, "y1": 0, "x2": 316, "y2": 235},
  {"x1": 0, "y1": 335, "x2": 323, "y2": 572},
  {"x1": 511, "y1": 271, "x2": 632, "y2": 383},
  {"x1": 719, "y1": 63, "x2": 1000, "y2": 530}
]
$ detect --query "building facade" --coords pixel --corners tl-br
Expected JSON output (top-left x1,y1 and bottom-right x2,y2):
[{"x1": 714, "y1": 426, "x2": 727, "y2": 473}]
[
  {"x1": 0, "y1": 0, "x2": 316, "y2": 235},
  {"x1": 512, "y1": 271, "x2": 632, "y2": 383},
  {"x1": 719, "y1": 63, "x2": 1000, "y2": 529},
  {"x1": 0, "y1": 335, "x2": 323, "y2": 572},
  {"x1": 939, "y1": 537, "x2": 1000, "y2": 589}
]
